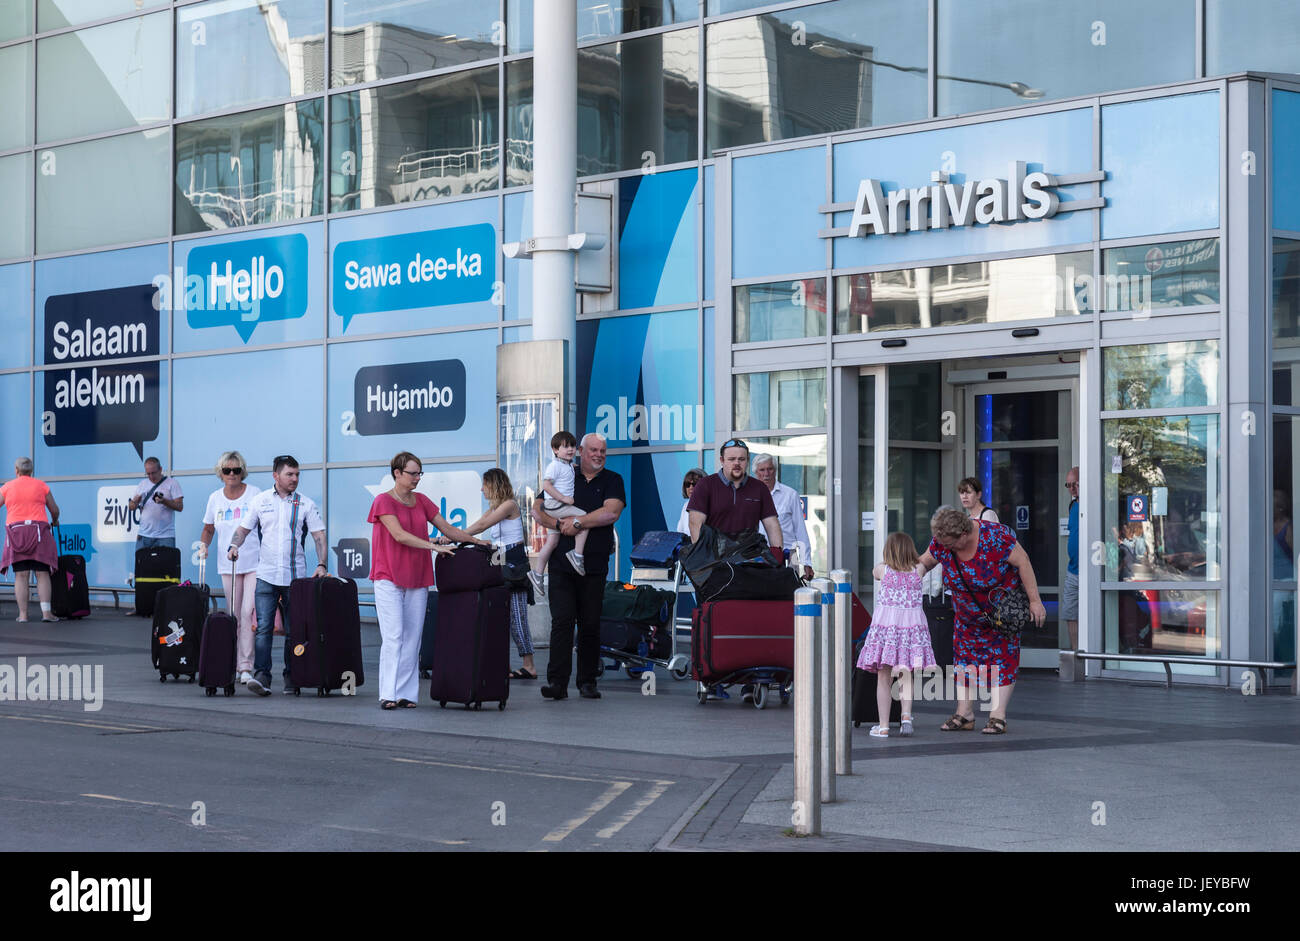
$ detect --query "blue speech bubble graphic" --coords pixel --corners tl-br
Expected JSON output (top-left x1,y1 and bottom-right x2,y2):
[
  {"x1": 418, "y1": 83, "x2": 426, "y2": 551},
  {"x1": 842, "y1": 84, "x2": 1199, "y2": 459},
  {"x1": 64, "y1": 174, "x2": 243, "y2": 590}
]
[
  {"x1": 186, "y1": 233, "x2": 309, "y2": 343},
  {"x1": 57, "y1": 524, "x2": 98, "y2": 559},
  {"x1": 332, "y1": 223, "x2": 495, "y2": 332}
]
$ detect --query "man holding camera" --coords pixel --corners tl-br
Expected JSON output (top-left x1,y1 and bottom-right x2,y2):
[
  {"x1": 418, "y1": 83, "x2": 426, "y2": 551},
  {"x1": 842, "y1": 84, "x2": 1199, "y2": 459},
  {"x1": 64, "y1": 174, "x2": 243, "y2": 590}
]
[{"x1": 128, "y1": 456, "x2": 184, "y2": 550}]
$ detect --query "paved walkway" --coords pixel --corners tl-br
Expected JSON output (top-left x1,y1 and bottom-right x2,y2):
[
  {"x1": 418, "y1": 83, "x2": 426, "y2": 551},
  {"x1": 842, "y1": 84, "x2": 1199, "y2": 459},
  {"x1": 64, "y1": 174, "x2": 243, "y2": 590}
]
[{"x1": 2, "y1": 606, "x2": 1296, "y2": 851}]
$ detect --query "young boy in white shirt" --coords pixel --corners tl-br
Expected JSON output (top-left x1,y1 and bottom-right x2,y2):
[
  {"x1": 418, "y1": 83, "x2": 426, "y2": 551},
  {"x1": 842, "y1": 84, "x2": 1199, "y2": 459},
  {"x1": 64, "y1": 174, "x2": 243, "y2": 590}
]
[{"x1": 529, "y1": 431, "x2": 588, "y2": 596}]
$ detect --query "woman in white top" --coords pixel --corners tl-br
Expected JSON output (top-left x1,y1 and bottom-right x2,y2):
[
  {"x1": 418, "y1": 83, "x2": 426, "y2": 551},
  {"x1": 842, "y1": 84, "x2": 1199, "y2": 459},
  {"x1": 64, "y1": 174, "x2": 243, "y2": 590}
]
[
  {"x1": 199, "y1": 451, "x2": 261, "y2": 685},
  {"x1": 462, "y1": 468, "x2": 537, "y2": 681},
  {"x1": 958, "y1": 476, "x2": 1000, "y2": 524},
  {"x1": 675, "y1": 468, "x2": 707, "y2": 535}
]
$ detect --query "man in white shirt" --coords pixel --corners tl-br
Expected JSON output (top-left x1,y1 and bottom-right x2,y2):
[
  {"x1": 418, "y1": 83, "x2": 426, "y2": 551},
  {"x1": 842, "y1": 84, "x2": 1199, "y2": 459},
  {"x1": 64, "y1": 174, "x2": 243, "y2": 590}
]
[
  {"x1": 228, "y1": 455, "x2": 328, "y2": 696},
  {"x1": 753, "y1": 454, "x2": 814, "y2": 581}
]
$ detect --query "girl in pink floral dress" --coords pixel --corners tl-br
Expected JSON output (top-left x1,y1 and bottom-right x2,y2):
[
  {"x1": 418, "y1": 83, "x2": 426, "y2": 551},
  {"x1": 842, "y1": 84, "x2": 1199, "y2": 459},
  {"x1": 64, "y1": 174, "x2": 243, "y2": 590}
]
[{"x1": 858, "y1": 532, "x2": 937, "y2": 738}]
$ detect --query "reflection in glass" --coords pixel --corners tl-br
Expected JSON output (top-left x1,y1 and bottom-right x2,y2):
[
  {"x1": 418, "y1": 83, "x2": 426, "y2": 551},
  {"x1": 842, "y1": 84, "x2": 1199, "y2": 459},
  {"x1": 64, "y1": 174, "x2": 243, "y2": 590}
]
[
  {"x1": 38, "y1": 0, "x2": 166, "y2": 29},
  {"x1": 506, "y1": 0, "x2": 533, "y2": 54},
  {"x1": 857, "y1": 373, "x2": 875, "y2": 605},
  {"x1": 744, "y1": 433, "x2": 828, "y2": 572},
  {"x1": 734, "y1": 368, "x2": 826, "y2": 431},
  {"x1": 1273, "y1": 416, "x2": 1299, "y2": 583},
  {"x1": 0, "y1": 43, "x2": 30, "y2": 150},
  {"x1": 0, "y1": 153, "x2": 32, "y2": 260},
  {"x1": 331, "y1": 0, "x2": 499, "y2": 87},
  {"x1": 330, "y1": 68, "x2": 498, "y2": 212},
  {"x1": 889, "y1": 448, "x2": 941, "y2": 564},
  {"x1": 1273, "y1": 238, "x2": 1300, "y2": 348},
  {"x1": 176, "y1": 101, "x2": 324, "y2": 233},
  {"x1": 1103, "y1": 414, "x2": 1219, "y2": 582},
  {"x1": 835, "y1": 251, "x2": 1091, "y2": 334},
  {"x1": 0, "y1": 0, "x2": 32, "y2": 42},
  {"x1": 707, "y1": 0, "x2": 927, "y2": 151},
  {"x1": 37, "y1": 13, "x2": 171, "y2": 143},
  {"x1": 976, "y1": 391, "x2": 1059, "y2": 443},
  {"x1": 888, "y1": 362, "x2": 940, "y2": 442},
  {"x1": 733, "y1": 279, "x2": 826, "y2": 343},
  {"x1": 1103, "y1": 341, "x2": 1219, "y2": 411},
  {"x1": 1101, "y1": 238, "x2": 1219, "y2": 312},
  {"x1": 37, "y1": 130, "x2": 170, "y2": 253},
  {"x1": 577, "y1": 0, "x2": 698, "y2": 41},
  {"x1": 1207, "y1": 0, "x2": 1300, "y2": 76},
  {"x1": 177, "y1": 0, "x2": 326, "y2": 118},
  {"x1": 506, "y1": 59, "x2": 534, "y2": 187},
  {"x1": 1103, "y1": 590, "x2": 1218, "y2": 658},
  {"x1": 937, "y1": 0, "x2": 1194, "y2": 115},
  {"x1": 578, "y1": 28, "x2": 698, "y2": 174}
]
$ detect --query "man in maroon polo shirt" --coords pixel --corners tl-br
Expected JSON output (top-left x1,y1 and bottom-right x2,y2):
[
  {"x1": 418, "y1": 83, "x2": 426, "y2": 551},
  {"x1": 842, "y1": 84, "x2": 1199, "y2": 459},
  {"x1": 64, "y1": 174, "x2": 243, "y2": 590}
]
[{"x1": 687, "y1": 437, "x2": 783, "y2": 559}]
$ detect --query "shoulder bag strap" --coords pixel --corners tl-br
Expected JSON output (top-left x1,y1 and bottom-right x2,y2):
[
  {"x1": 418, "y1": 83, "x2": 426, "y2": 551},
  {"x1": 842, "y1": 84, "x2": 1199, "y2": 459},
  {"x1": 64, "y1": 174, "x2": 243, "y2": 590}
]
[{"x1": 949, "y1": 552, "x2": 996, "y2": 620}]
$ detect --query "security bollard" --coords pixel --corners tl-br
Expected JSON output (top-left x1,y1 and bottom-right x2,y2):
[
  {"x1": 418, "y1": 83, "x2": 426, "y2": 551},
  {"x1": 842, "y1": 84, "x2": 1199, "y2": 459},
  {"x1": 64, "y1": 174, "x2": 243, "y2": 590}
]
[
  {"x1": 811, "y1": 577, "x2": 835, "y2": 804},
  {"x1": 793, "y1": 586, "x2": 822, "y2": 836},
  {"x1": 831, "y1": 569, "x2": 853, "y2": 776}
]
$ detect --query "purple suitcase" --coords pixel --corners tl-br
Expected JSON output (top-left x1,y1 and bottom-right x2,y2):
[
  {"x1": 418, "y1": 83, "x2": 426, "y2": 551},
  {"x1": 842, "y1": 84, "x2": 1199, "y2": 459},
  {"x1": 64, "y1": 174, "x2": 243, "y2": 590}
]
[
  {"x1": 288, "y1": 576, "x2": 365, "y2": 697},
  {"x1": 434, "y1": 544, "x2": 504, "y2": 593},
  {"x1": 198, "y1": 560, "x2": 239, "y2": 697},
  {"x1": 430, "y1": 587, "x2": 510, "y2": 710}
]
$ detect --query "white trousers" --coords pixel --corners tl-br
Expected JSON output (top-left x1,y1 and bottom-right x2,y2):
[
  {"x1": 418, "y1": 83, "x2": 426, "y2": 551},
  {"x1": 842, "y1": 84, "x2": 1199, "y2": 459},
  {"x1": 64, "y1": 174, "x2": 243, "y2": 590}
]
[
  {"x1": 374, "y1": 580, "x2": 427, "y2": 703},
  {"x1": 220, "y1": 571, "x2": 258, "y2": 674}
]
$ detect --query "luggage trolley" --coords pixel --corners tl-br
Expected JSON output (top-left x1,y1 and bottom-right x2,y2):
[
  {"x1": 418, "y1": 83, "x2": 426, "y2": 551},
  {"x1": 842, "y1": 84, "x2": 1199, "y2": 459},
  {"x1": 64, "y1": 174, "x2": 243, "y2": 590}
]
[{"x1": 597, "y1": 531, "x2": 693, "y2": 680}]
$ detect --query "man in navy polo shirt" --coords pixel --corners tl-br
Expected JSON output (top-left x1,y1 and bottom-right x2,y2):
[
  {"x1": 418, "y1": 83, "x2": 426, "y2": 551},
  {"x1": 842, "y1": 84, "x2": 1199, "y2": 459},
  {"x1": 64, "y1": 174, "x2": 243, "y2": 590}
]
[
  {"x1": 530, "y1": 432, "x2": 626, "y2": 701},
  {"x1": 687, "y1": 437, "x2": 783, "y2": 556}
]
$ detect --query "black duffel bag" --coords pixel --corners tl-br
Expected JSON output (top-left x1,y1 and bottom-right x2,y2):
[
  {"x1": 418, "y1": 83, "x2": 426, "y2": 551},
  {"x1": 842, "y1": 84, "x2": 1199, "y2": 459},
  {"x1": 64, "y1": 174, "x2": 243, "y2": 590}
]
[{"x1": 680, "y1": 524, "x2": 803, "y2": 604}]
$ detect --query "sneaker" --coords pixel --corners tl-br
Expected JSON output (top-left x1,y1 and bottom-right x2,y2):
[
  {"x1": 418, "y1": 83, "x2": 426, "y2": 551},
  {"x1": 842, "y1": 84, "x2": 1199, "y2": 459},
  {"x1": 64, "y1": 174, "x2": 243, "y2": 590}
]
[
  {"x1": 869, "y1": 725, "x2": 890, "y2": 738},
  {"x1": 246, "y1": 674, "x2": 270, "y2": 697},
  {"x1": 565, "y1": 549, "x2": 585, "y2": 575},
  {"x1": 900, "y1": 717, "x2": 914, "y2": 737},
  {"x1": 528, "y1": 569, "x2": 547, "y2": 598},
  {"x1": 238, "y1": 671, "x2": 252, "y2": 685}
]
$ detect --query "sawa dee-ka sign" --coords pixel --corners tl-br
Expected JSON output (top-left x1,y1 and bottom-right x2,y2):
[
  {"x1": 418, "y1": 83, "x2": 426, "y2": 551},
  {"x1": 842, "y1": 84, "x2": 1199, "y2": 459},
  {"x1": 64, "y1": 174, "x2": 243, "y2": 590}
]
[{"x1": 42, "y1": 285, "x2": 160, "y2": 458}]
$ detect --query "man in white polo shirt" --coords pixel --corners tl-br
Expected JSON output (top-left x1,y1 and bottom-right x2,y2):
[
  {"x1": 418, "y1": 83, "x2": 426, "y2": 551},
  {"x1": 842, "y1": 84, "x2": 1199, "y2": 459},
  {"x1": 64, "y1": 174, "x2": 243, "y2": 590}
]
[
  {"x1": 753, "y1": 454, "x2": 814, "y2": 581},
  {"x1": 228, "y1": 455, "x2": 328, "y2": 696}
]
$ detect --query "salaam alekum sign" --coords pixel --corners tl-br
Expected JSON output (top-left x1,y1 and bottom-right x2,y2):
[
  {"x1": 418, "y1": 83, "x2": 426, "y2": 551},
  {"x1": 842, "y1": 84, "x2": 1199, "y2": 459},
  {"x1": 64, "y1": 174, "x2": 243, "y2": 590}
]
[{"x1": 822, "y1": 162, "x2": 1105, "y2": 238}]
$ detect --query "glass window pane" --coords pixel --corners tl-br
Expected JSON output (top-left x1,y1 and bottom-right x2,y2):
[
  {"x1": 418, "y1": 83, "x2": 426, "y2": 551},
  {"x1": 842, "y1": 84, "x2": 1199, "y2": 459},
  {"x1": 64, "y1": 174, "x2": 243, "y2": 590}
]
[
  {"x1": 506, "y1": 59, "x2": 533, "y2": 187},
  {"x1": 330, "y1": 0, "x2": 500, "y2": 87},
  {"x1": 888, "y1": 362, "x2": 940, "y2": 442},
  {"x1": 37, "y1": 13, "x2": 171, "y2": 143},
  {"x1": 1102, "y1": 414, "x2": 1219, "y2": 582},
  {"x1": 1274, "y1": 238, "x2": 1300, "y2": 353},
  {"x1": 577, "y1": 0, "x2": 699, "y2": 42},
  {"x1": 1102, "y1": 589, "x2": 1219, "y2": 659},
  {"x1": 857, "y1": 372, "x2": 875, "y2": 603},
  {"x1": 1102, "y1": 340, "x2": 1219, "y2": 410},
  {"x1": 578, "y1": 28, "x2": 698, "y2": 175},
  {"x1": 733, "y1": 278, "x2": 826, "y2": 343},
  {"x1": 1273, "y1": 416, "x2": 1300, "y2": 583},
  {"x1": 1208, "y1": 0, "x2": 1300, "y2": 76},
  {"x1": 0, "y1": 43, "x2": 30, "y2": 150},
  {"x1": 506, "y1": 0, "x2": 533, "y2": 54},
  {"x1": 0, "y1": 262, "x2": 30, "y2": 368},
  {"x1": 745, "y1": 433, "x2": 828, "y2": 572},
  {"x1": 888, "y1": 447, "x2": 941, "y2": 558},
  {"x1": 38, "y1": 0, "x2": 167, "y2": 29},
  {"x1": 734, "y1": 368, "x2": 826, "y2": 430},
  {"x1": 975, "y1": 391, "x2": 1059, "y2": 443},
  {"x1": 1101, "y1": 238, "x2": 1219, "y2": 313},
  {"x1": 329, "y1": 68, "x2": 498, "y2": 212},
  {"x1": 176, "y1": 0, "x2": 326, "y2": 118},
  {"x1": 937, "y1": 0, "x2": 1195, "y2": 115},
  {"x1": 176, "y1": 101, "x2": 324, "y2": 233},
  {"x1": 0, "y1": 0, "x2": 32, "y2": 42},
  {"x1": 707, "y1": 0, "x2": 927, "y2": 152},
  {"x1": 835, "y1": 251, "x2": 1092, "y2": 334},
  {"x1": 0, "y1": 153, "x2": 32, "y2": 260},
  {"x1": 36, "y1": 130, "x2": 170, "y2": 253}
]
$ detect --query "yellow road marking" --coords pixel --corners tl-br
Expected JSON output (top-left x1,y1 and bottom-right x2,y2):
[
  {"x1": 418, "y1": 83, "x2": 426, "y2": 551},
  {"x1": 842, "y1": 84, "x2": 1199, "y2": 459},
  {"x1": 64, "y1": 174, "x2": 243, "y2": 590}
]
[
  {"x1": 541, "y1": 781, "x2": 631, "y2": 843},
  {"x1": 323, "y1": 823, "x2": 468, "y2": 846},
  {"x1": 0, "y1": 714, "x2": 155, "y2": 733},
  {"x1": 596, "y1": 780, "x2": 672, "y2": 839}
]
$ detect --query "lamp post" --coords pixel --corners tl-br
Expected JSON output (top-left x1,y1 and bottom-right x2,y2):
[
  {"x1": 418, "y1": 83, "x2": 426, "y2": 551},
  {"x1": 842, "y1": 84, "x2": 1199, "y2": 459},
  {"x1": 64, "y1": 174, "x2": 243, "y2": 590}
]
[{"x1": 808, "y1": 41, "x2": 1045, "y2": 101}]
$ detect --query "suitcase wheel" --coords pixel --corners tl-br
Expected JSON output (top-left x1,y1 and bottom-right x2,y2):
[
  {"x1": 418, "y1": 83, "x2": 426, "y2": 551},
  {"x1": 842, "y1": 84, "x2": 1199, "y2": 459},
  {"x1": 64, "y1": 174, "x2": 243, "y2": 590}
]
[
  {"x1": 854, "y1": 720, "x2": 861, "y2": 728},
  {"x1": 293, "y1": 688, "x2": 301, "y2": 697},
  {"x1": 439, "y1": 701, "x2": 447, "y2": 708},
  {"x1": 188, "y1": 675, "x2": 196, "y2": 683},
  {"x1": 671, "y1": 664, "x2": 691, "y2": 681},
  {"x1": 172, "y1": 673, "x2": 179, "y2": 680},
  {"x1": 159, "y1": 673, "x2": 167, "y2": 683},
  {"x1": 498, "y1": 701, "x2": 506, "y2": 710},
  {"x1": 317, "y1": 687, "x2": 328, "y2": 698},
  {"x1": 224, "y1": 685, "x2": 235, "y2": 697},
  {"x1": 753, "y1": 685, "x2": 769, "y2": 710},
  {"x1": 780, "y1": 688, "x2": 790, "y2": 706},
  {"x1": 205, "y1": 687, "x2": 216, "y2": 697}
]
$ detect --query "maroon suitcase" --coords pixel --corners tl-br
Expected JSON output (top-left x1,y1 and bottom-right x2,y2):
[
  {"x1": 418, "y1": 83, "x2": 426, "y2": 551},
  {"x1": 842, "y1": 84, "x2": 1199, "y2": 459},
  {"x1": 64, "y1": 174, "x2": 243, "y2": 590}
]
[
  {"x1": 288, "y1": 576, "x2": 365, "y2": 696},
  {"x1": 430, "y1": 587, "x2": 510, "y2": 710},
  {"x1": 198, "y1": 560, "x2": 240, "y2": 697},
  {"x1": 691, "y1": 600, "x2": 795, "y2": 685},
  {"x1": 434, "y1": 544, "x2": 504, "y2": 593}
]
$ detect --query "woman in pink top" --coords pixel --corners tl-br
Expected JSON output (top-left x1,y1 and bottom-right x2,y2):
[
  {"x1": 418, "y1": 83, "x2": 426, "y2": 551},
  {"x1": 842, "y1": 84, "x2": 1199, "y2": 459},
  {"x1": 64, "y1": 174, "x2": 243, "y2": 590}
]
[
  {"x1": 0, "y1": 457, "x2": 61, "y2": 623},
  {"x1": 368, "y1": 451, "x2": 488, "y2": 710}
]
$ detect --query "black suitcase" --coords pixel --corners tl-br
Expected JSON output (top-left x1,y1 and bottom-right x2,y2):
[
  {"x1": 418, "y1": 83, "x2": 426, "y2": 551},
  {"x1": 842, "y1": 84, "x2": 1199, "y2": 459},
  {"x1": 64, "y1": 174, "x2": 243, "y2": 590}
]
[
  {"x1": 151, "y1": 579, "x2": 211, "y2": 682},
  {"x1": 288, "y1": 576, "x2": 365, "y2": 696},
  {"x1": 135, "y1": 546, "x2": 181, "y2": 617},
  {"x1": 434, "y1": 543, "x2": 504, "y2": 593},
  {"x1": 851, "y1": 665, "x2": 904, "y2": 727},
  {"x1": 419, "y1": 589, "x2": 438, "y2": 678},
  {"x1": 430, "y1": 587, "x2": 510, "y2": 710},
  {"x1": 51, "y1": 533, "x2": 90, "y2": 619},
  {"x1": 925, "y1": 598, "x2": 955, "y2": 667},
  {"x1": 198, "y1": 561, "x2": 239, "y2": 696}
]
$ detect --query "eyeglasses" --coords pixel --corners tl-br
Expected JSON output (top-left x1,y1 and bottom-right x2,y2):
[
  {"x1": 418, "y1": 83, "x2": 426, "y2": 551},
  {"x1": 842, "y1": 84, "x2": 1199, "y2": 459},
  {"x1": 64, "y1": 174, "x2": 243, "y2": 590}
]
[
  {"x1": 399, "y1": 469, "x2": 424, "y2": 478},
  {"x1": 1064, "y1": 481, "x2": 1079, "y2": 489},
  {"x1": 221, "y1": 467, "x2": 241, "y2": 475}
]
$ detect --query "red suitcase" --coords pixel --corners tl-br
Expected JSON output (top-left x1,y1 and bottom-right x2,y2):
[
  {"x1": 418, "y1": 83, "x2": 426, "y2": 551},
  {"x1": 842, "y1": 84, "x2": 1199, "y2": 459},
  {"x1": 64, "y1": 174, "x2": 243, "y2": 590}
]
[{"x1": 691, "y1": 600, "x2": 795, "y2": 685}]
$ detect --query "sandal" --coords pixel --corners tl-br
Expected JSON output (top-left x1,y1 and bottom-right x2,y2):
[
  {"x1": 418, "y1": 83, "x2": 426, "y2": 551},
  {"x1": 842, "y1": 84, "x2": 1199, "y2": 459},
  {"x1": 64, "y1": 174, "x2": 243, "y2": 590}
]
[
  {"x1": 380, "y1": 700, "x2": 398, "y2": 710},
  {"x1": 509, "y1": 668, "x2": 538, "y2": 680},
  {"x1": 868, "y1": 724, "x2": 890, "y2": 738},
  {"x1": 940, "y1": 713, "x2": 975, "y2": 731},
  {"x1": 396, "y1": 699, "x2": 417, "y2": 708},
  {"x1": 982, "y1": 717, "x2": 1007, "y2": 735}
]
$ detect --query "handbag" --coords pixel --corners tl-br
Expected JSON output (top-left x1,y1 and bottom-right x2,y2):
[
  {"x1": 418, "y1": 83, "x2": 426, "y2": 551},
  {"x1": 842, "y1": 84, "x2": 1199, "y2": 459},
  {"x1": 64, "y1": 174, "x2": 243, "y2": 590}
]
[
  {"x1": 949, "y1": 553, "x2": 1032, "y2": 638},
  {"x1": 500, "y1": 543, "x2": 531, "y2": 591}
]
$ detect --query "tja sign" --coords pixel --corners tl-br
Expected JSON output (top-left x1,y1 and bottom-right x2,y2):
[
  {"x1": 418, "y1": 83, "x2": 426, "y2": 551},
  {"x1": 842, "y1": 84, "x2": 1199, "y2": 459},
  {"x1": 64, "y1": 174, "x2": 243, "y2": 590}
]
[{"x1": 844, "y1": 162, "x2": 1102, "y2": 237}]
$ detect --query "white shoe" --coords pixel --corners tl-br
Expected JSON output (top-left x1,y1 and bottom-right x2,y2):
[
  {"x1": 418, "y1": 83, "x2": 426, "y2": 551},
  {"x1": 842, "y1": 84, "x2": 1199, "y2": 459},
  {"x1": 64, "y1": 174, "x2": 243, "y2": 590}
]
[
  {"x1": 238, "y1": 671, "x2": 252, "y2": 685},
  {"x1": 565, "y1": 549, "x2": 586, "y2": 575},
  {"x1": 528, "y1": 570, "x2": 546, "y2": 598},
  {"x1": 899, "y1": 717, "x2": 914, "y2": 737}
]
